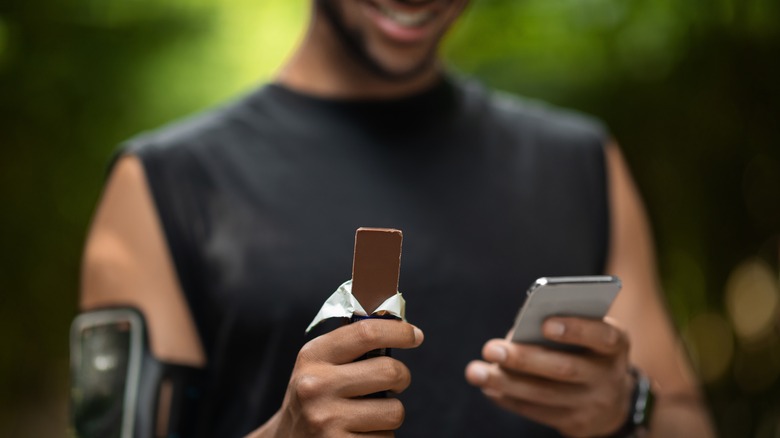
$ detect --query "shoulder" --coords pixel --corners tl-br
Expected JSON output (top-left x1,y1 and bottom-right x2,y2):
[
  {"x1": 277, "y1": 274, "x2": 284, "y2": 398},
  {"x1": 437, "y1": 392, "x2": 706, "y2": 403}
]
[
  {"x1": 457, "y1": 77, "x2": 609, "y2": 150},
  {"x1": 120, "y1": 86, "x2": 274, "y2": 160}
]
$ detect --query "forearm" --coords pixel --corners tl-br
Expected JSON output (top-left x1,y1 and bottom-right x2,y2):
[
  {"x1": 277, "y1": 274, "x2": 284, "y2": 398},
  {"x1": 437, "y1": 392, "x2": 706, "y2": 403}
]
[{"x1": 647, "y1": 395, "x2": 716, "y2": 438}]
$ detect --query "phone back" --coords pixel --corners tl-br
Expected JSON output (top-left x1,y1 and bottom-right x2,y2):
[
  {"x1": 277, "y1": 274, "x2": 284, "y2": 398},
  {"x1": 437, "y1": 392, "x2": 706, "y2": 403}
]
[{"x1": 511, "y1": 276, "x2": 621, "y2": 350}]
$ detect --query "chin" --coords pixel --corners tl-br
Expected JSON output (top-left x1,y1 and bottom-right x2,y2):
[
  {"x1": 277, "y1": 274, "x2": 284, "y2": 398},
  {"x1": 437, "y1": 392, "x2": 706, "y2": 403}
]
[
  {"x1": 362, "y1": 46, "x2": 440, "y2": 82},
  {"x1": 317, "y1": 0, "x2": 450, "y2": 83}
]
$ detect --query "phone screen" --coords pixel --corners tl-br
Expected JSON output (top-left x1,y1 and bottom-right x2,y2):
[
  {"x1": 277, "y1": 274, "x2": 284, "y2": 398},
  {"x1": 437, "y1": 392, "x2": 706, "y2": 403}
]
[{"x1": 71, "y1": 320, "x2": 132, "y2": 438}]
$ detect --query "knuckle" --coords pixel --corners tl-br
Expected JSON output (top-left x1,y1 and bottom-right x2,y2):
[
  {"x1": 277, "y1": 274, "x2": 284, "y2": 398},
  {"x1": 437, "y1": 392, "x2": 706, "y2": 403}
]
[
  {"x1": 555, "y1": 359, "x2": 576, "y2": 378},
  {"x1": 508, "y1": 348, "x2": 527, "y2": 370},
  {"x1": 302, "y1": 405, "x2": 332, "y2": 432},
  {"x1": 294, "y1": 374, "x2": 326, "y2": 402},
  {"x1": 393, "y1": 361, "x2": 412, "y2": 389},
  {"x1": 382, "y1": 357, "x2": 400, "y2": 377},
  {"x1": 607, "y1": 326, "x2": 629, "y2": 352},
  {"x1": 355, "y1": 320, "x2": 382, "y2": 346},
  {"x1": 378, "y1": 357, "x2": 411, "y2": 391},
  {"x1": 604, "y1": 328, "x2": 621, "y2": 349}
]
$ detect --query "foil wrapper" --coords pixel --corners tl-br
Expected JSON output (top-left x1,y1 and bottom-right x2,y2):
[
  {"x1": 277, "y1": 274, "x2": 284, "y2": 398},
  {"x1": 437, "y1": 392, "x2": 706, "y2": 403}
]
[{"x1": 306, "y1": 280, "x2": 406, "y2": 333}]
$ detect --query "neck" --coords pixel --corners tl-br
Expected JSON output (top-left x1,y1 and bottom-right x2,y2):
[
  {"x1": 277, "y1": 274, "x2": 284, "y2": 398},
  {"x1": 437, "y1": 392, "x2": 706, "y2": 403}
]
[{"x1": 276, "y1": 8, "x2": 443, "y2": 100}]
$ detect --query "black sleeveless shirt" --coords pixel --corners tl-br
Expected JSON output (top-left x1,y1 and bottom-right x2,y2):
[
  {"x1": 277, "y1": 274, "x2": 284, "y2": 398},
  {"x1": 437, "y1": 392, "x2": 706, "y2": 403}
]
[{"x1": 122, "y1": 76, "x2": 609, "y2": 437}]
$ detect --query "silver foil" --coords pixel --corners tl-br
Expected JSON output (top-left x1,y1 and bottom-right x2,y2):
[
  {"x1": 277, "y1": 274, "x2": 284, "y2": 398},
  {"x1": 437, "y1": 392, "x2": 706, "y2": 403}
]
[{"x1": 305, "y1": 280, "x2": 406, "y2": 333}]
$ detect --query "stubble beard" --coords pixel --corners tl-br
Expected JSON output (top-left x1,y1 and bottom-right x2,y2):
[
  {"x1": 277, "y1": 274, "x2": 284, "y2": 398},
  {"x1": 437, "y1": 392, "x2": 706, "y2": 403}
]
[{"x1": 317, "y1": 0, "x2": 441, "y2": 83}]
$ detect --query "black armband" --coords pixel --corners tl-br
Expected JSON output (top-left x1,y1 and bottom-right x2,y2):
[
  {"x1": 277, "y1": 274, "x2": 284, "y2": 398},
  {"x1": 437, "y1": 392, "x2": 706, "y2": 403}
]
[{"x1": 70, "y1": 308, "x2": 207, "y2": 438}]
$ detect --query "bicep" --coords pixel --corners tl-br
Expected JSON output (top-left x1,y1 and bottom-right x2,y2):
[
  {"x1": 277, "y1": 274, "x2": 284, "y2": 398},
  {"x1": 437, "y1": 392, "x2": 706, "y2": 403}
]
[
  {"x1": 81, "y1": 155, "x2": 206, "y2": 367},
  {"x1": 603, "y1": 143, "x2": 699, "y2": 397}
]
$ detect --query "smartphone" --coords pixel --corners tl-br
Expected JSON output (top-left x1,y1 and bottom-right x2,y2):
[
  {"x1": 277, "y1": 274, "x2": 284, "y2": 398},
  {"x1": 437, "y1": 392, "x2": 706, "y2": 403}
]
[
  {"x1": 70, "y1": 308, "x2": 144, "y2": 438},
  {"x1": 510, "y1": 276, "x2": 621, "y2": 350}
]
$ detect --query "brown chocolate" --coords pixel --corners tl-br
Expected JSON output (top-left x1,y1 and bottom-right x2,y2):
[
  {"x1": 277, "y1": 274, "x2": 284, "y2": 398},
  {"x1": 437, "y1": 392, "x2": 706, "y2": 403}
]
[{"x1": 351, "y1": 227, "x2": 403, "y2": 314}]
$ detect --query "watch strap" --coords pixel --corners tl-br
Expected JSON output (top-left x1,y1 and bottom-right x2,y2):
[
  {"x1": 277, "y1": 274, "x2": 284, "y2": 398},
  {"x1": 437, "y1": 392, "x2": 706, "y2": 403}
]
[{"x1": 607, "y1": 367, "x2": 654, "y2": 438}]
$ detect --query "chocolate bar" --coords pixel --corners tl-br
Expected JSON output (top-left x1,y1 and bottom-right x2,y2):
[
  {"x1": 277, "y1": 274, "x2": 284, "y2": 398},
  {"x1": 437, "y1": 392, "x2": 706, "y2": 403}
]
[
  {"x1": 350, "y1": 228, "x2": 403, "y2": 398},
  {"x1": 351, "y1": 227, "x2": 403, "y2": 314}
]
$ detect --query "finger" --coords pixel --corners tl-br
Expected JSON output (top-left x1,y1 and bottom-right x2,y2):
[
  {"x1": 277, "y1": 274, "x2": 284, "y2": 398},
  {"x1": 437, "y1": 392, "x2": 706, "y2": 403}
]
[
  {"x1": 542, "y1": 317, "x2": 628, "y2": 356},
  {"x1": 466, "y1": 360, "x2": 585, "y2": 408},
  {"x1": 481, "y1": 340, "x2": 597, "y2": 383},
  {"x1": 336, "y1": 357, "x2": 412, "y2": 397},
  {"x1": 301, "y1": 320, "x2": 423, "y2": 364},
  {"x1": 342, "y1": 397, "x2": 406, "y2": 433}
]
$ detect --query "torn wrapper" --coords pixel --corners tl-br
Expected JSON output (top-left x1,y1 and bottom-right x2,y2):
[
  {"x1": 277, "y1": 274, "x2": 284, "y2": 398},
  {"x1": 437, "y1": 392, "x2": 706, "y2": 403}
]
[{"x1": 306, "y1": 280, "x2": 406, "y2": 333}]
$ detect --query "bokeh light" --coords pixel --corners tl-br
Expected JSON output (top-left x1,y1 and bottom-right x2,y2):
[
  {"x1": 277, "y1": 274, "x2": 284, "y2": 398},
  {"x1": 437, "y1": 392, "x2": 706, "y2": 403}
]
[{"x1": 725, "y1": 258, "x2": 780, "y2": 344}]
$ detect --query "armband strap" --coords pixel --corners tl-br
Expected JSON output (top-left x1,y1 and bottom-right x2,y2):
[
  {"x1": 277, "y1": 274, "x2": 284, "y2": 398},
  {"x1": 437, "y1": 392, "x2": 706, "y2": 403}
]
[
  {"x1": 607, "y1": 367, "x2": 654, "y2": 438},
  {"x1": 70, "y1": 307, "x2": 207, "y2": 438}
]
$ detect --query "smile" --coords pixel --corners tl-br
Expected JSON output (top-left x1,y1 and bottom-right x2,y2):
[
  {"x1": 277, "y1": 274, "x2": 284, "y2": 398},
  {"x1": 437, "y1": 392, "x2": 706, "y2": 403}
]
[{"x1": 376, "y1": 3, "x2": 436, "y2": 28}]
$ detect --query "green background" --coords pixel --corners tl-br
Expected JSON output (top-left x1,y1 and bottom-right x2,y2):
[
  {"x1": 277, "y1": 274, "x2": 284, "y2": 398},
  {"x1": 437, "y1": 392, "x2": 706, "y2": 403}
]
[{"x1": 1, "y1": 0, "x2": 779, "y2": 436}]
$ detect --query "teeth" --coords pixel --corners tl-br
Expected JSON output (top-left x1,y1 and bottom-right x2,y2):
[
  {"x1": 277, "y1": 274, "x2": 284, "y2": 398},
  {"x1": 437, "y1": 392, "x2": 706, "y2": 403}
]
[{"x1": 378, "y1": 4, "x2": 434, "y2": 27}]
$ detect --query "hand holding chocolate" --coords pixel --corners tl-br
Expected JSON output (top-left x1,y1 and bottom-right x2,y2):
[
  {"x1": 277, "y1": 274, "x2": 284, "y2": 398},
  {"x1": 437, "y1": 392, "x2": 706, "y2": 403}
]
[{"x1": 257, "y1": 228, "x2": 421, "y2": 437}]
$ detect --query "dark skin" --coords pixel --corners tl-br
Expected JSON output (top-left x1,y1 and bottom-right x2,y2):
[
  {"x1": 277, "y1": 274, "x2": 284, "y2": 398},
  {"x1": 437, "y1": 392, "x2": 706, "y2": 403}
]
[
  {"x1": 81, "y1": 0, "x2": 716, "y2": 436},
  {"x1": 467, "y1": 318, "x2": 634, "y2": 437},
  {"x1": 258, "y1": 320, "x2": 423, "y2": 437}
]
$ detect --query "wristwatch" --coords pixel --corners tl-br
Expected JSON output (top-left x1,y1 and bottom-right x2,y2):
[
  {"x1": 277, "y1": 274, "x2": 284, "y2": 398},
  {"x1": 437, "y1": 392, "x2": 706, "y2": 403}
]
[{"x1": 609, "y1": 367, "x2": 655, "y2": 438}]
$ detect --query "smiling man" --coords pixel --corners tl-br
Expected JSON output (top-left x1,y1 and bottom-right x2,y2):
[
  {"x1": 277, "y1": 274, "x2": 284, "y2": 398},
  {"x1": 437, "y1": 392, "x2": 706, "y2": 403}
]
[{"x1": 77, "y1": 0, "x2": 715, "y2": 437}]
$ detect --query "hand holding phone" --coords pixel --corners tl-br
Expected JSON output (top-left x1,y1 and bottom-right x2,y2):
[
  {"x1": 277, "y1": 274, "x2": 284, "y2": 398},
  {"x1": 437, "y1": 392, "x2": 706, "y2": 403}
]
[
  {"x1": 465, "y1": 275, "x2": 632, "y2": 437},
  {"x1": 510, "y1": 276, "x2": 621, "y2": 351}
]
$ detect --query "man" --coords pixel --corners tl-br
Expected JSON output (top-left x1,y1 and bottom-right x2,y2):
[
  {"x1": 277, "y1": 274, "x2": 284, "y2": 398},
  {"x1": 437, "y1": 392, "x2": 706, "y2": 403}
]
[{"x1": 79, "y1": 0, "x2": 715, "y2": 436}]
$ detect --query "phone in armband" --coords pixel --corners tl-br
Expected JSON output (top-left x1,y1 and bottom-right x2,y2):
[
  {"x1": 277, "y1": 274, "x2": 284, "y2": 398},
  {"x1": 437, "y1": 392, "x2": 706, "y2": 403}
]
[
  {"x1": 70, "y1": 308, "x2": 144, "y2": 438},
  {"x1": 510, "y1": 276, "x2": 621, "y2": 351},
  {"x1": 70, "y1": 308, "x2": 206, "y2": 438}
]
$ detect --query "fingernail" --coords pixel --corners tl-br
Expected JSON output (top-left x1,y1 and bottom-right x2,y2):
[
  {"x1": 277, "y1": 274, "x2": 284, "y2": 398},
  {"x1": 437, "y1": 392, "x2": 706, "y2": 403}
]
[
  {"x1": 546, "y1": 321, "x2": 566, "y2": 338},
  {"x1": 413, "y1": 327, "x2": 424, "y2": 345},
  {"x1": 470, "y1": 363, "x2": 489, "y2": 383},
  {"x1": 486, "y1": 344, "x2": 508, "y2": 363}
]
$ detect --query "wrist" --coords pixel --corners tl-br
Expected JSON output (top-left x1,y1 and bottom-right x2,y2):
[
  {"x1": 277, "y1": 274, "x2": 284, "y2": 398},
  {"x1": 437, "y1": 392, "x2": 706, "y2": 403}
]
[
  {"x1": 246, "y1": 410, "x2": 283, "y2": 438},
  {"x1": 607, "y1": 367, "x2": 655, "y2": 438}
]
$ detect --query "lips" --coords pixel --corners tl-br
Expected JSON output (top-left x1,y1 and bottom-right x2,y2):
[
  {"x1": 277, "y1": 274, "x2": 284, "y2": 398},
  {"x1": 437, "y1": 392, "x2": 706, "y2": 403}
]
[
  {"x1": 376, "y1": 3, "x2": 436, "y2": 27},
  {"x1": 363, "y1": 0, "x2": 448, "y2": 43}
]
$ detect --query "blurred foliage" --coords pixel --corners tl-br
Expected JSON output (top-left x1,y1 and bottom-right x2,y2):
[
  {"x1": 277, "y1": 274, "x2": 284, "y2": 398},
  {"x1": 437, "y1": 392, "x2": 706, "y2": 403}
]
[{"x1": 0, "y1": 0, "x2": 778, "y2": 436}]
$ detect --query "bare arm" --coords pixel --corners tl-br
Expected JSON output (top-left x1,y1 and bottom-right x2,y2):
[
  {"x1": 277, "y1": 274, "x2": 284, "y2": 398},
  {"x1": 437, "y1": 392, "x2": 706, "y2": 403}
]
[
  {"x1": 604, "y1": 143, "x2": 715, "y2": 437},
  {"x1": 80, "y1": 155, "x2": 205, "y2": 367}
]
